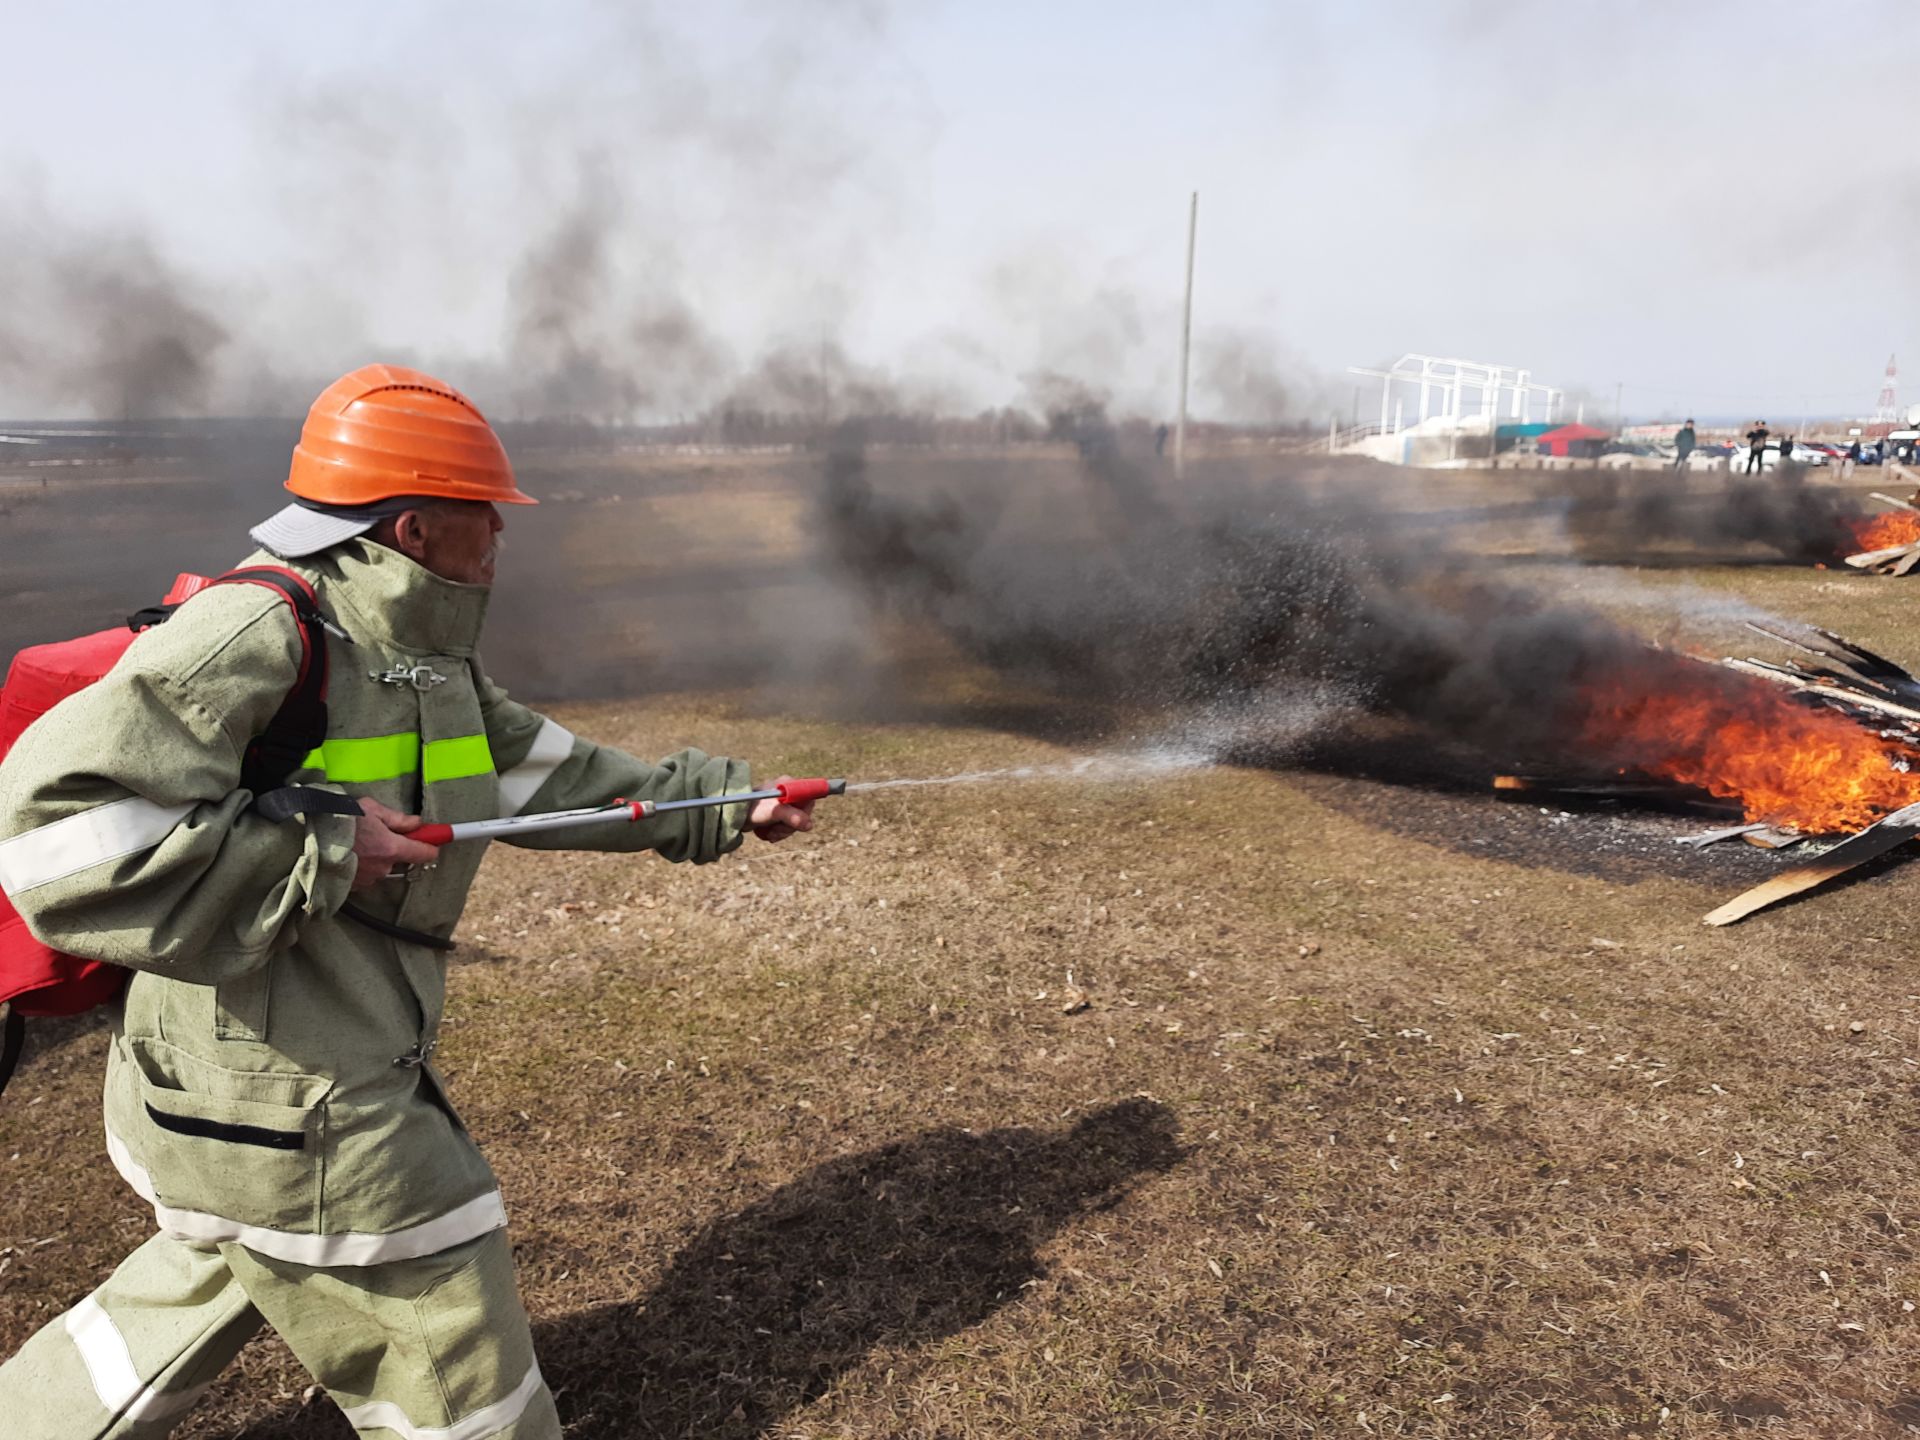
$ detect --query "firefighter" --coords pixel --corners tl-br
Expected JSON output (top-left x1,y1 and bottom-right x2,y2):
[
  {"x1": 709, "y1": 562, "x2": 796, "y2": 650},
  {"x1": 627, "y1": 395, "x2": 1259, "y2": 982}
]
[{"x1": 0, "y1": 364, "x2": 817, "y2": 1438}]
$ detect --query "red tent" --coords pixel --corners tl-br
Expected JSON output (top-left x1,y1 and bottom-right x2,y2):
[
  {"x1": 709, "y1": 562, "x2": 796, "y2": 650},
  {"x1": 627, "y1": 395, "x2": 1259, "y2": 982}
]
[{"x1": 1535, "y1": 423, "x2": 1611, "y2": 458}]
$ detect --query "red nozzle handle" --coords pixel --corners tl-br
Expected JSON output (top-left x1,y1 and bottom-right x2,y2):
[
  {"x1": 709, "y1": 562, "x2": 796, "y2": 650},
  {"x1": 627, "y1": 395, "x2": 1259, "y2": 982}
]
[
  {"x1": 412, "y1": 823, "x2": 454, "y2": 846},
  {"x1": 776, "y1": 777, "x2": 846, "y2": 804}
]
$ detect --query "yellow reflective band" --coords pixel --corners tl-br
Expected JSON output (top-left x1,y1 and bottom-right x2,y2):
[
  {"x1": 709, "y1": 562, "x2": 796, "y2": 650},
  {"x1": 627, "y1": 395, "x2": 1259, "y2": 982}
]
[
  {"x1": 298, "y1": 733, "x2": 494, "y2": 785},
  {"x1": 300, "y1": 734, "x2": 419, "y2": 783},
  {"x1": 422, "y1": 734, "x2": 495, "y2": 784}
]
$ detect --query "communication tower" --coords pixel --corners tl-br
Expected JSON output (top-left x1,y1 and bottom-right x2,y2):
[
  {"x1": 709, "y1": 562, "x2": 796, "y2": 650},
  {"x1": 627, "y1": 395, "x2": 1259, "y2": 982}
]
[{"x1": 1876, "y1": 354, "x2": 1898, "y2": 423}]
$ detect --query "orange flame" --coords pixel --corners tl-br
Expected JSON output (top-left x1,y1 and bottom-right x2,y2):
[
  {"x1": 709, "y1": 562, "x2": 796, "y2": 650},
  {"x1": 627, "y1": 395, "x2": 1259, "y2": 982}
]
[
  {"x1": 1850, "y1": 510, "x2": 1920, "y2": 552},
  {"x1": 1574, "y1": 653, "x2": 1920, "y2": 833}
]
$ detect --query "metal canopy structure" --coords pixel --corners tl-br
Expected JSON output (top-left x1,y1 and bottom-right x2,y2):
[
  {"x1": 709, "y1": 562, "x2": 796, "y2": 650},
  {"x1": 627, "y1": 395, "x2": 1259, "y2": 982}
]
[{"x1": 1348, "y1": 354, "x2": 1563, "y2": 435}]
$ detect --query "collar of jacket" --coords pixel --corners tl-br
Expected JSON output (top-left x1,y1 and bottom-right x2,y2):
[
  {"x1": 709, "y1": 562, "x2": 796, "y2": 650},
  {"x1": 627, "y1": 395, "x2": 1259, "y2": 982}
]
[{"x1": 267, "y1": 539, "x2": 492, "y2": 657}]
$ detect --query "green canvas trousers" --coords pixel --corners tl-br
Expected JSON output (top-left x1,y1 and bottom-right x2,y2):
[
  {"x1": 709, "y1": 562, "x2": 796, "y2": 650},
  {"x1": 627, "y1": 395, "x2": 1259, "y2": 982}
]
[{"x1": 0, "y1": 1228, "x2": 557, "y2": 1439}]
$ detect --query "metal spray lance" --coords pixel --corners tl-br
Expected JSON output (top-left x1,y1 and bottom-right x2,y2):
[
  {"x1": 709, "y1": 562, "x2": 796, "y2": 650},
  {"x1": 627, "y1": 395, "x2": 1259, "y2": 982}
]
[{"x1": 407, "y1": 778, "x2": 848, "y2": 846}]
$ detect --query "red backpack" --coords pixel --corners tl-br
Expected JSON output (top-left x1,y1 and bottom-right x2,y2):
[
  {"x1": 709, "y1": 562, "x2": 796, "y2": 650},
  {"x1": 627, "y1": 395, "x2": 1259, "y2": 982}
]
[{"x1": 0, "y1": 567, "x2": 333, "y2": 1094}]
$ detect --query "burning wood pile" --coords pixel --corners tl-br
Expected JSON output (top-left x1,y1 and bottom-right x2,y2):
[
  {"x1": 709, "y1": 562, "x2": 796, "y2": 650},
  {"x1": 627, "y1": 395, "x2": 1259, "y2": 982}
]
[
  {"x1": 1844, "y1": 491, "x2": 1920, "y2": 574},
  {"x1": 1703, "y1": 623, "x2": 1920, "y2": 921},
  {"x1": 1497, "y1": 622, "x2": 1920, "y2": 924}
]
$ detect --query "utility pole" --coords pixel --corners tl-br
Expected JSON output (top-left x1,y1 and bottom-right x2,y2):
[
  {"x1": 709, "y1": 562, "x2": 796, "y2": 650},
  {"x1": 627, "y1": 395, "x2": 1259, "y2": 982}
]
[{"x1": 1174, "y1": 190, "x2": 1198, "y2": 479}]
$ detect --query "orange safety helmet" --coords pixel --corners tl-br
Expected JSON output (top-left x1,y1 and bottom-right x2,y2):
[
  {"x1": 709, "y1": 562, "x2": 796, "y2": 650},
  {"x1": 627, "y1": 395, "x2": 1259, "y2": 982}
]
[{"x1": 285, "y1": 364, "x2": 535, "y2": 508}]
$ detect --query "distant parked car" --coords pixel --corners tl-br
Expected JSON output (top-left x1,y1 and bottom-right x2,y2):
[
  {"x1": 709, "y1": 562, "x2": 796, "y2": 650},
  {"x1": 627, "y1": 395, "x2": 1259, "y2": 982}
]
[
  {"x1": 1684, "y1": 444, "x2": 1735, "y2": 470},
  {"x1": 1597, "y1": 440, "x2": 1662, "y2": 467},
  {"x1": 1732, "y1": 441, "x2": 1829, "y2": 473}
]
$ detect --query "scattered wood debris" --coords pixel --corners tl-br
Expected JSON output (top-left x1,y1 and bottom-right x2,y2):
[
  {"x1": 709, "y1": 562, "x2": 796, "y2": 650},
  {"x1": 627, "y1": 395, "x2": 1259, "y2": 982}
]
[
  {"x1": 1676, "y1": 822, "x2": 1769, "y2": 848},
  {"x1": 1742, "y1": 827, "x2": 1807, "y2": 850},
  {"x1": 1675, "y1": 821, "x2": 1808, "y2": 851},
  {"x1": 1723, "y1": 621, "x2": 1920, "y2": 743},
  {"x1": 1705, "y1": 800, "x2": 1920, "y2": 926},
  {"x1": 1694, "y1": 623, "x2": 1920, "y2": 920}
]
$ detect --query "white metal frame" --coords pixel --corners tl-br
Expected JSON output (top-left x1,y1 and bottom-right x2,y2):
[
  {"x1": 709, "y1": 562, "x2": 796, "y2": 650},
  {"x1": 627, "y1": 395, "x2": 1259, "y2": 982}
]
[{"x1": 1347, "y1": 354, "x2": 1563, "y2": 436}]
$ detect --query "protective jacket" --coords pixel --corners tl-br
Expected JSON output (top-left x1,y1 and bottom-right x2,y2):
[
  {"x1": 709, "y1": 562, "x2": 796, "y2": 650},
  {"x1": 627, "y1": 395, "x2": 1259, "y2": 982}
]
[{"x1": 0, "y1": 539, "x2": 749, "y2": 1265}]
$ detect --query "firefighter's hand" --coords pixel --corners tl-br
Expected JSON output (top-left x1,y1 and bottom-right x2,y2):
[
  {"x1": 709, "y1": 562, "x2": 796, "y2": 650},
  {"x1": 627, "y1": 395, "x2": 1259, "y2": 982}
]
[
  {"x1": 747, "y1": 776, "x2": 815, "y2": 844},
  {"x1": 350, "y1": 797, "x2": 440, "y2": 890}
]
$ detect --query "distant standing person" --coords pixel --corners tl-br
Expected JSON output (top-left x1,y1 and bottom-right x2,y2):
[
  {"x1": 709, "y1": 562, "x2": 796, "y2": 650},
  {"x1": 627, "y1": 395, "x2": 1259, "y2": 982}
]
[
  {"x1": 1778, "y1": 432, "x2": 1795, "y2": 469},
  {"x1": 1745, "y1": 420, "x2": 1770, "y2": 474},
  {"x1": 1844, "y1": 438, "x2": 1862, "y2": 478},
  {"x1": 1673, "y1": 418, "x2": 1696, "y2": 471}
]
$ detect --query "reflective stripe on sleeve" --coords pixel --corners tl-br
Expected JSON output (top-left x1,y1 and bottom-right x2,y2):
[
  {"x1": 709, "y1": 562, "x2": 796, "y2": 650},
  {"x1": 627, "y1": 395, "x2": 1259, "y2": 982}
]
[
  {"x1": 0, "y1": 796, "x2": 195, "y2": 895},
  {"x1": 64, "y1": 1295, "x2": 207, "y2": 1424},
  {"x1": 337, "y1": 1361, "x2": 546, "y2": 1440},
  {"x1": 106, "y1": 1131, "x2": 509, "y2": 1268},
  {"x1": 496, "y1": 719, "x2": 575, "y2": 815}
]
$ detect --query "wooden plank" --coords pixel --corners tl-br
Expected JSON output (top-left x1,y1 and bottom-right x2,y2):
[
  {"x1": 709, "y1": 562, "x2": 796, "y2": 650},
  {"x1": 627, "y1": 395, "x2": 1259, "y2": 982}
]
[
  {"x1": 1845, "y1": 544, "x2": 1916, "y2": 569},
  {"x1": 1801, "y1": 626, "x2": 1920, "y2": 699},
  {"x1": 1739, "y1": 621, "x2": 1920, "y2": 704},
  {"x1": 1703, "y1": 801, "x2": 1920, "y2": 926},
  {"x1": 1493, "y1": 775, "x2": 1729, "y2": 802},
  {"x1": 1893, "y1": 547, "x2": 1920, "y2": 578},
  {"x1": 1870, "y1": 491, "x2": 1920, "y2": 513},
  {"x1": 1493, "y1": 775, "x2": 1742, "y2": 819},
  {"x1": 1721, "y1": 657, "x2": 1824, "y2": 686},
  {"x1": 1495, "y1": 780, "x2": 1655, "y2": 798},
  {"x1": 1720, "y1": 658, "x2": 1920, "y2": 726}
]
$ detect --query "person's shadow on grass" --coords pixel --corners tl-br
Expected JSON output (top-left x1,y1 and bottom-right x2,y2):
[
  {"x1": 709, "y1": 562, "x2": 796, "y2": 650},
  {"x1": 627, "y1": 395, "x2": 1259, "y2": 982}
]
[
  {"x1": 234, "y1": 1098, "x2": 1180, "y2": 1439},
  {"x1": 543, "y1": 1097, "x2": 1182, "y2": 1438}
]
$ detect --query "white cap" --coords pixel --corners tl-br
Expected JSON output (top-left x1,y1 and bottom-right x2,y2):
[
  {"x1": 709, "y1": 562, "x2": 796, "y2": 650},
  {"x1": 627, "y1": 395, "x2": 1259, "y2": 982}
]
[
  {"x1": 250, "y1": 496, "x2": 427, "y2": 559},
  {"x1": 250, "y1": 503, "x2": 380, "y2": 558}
]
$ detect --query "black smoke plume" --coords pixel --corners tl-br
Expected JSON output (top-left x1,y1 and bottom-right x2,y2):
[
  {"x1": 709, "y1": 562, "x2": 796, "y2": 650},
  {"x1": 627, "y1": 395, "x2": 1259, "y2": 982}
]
[
  {"x1": 1559, "y1": 467, "x2": 1866, "y2": 563},
  {"x1": 814, "y1": 415, "x2": 1722, "y2": 770}
]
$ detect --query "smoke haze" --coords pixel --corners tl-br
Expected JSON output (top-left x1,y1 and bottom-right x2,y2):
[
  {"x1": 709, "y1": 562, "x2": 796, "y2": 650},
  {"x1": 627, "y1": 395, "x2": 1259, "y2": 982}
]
[{"x1": 3, "y1": 1, "x2": 1914, "y2": 425}]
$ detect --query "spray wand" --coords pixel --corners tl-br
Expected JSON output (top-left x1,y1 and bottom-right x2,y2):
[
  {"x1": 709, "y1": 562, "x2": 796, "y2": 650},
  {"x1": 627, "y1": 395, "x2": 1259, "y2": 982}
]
[{"x1": 408, "y1": 777, "x2": 847, "y2": 847}]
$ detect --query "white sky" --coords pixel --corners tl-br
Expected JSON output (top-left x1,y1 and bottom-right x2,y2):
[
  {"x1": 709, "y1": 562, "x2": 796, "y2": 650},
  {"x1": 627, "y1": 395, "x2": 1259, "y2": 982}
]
[{"x1": 3, "y1": 0, "x2": 1917, "y2": 422}]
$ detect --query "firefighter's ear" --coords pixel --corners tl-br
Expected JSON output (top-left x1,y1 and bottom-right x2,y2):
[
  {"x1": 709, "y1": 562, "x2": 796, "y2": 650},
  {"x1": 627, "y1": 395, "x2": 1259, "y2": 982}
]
[{"x1": 389, "y1": 508, "x2": 434, "y2": 565}]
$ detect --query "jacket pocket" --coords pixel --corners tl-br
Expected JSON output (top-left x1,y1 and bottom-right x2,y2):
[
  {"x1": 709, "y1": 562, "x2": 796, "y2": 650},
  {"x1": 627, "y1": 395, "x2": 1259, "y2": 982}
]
[
  {"x1": 121, "y1": 1036, "x2": 327, "y2": 1232},
  {"x1": 144, "y1": 1100, "x2": 305, "y2": 1149}
]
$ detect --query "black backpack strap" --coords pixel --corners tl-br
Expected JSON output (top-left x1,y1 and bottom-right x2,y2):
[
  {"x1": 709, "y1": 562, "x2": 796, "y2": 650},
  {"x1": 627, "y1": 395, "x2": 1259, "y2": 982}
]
[
  {"x1": 252, "y1": 786, "x2": 364, "y2": 823},
  {"x1": 200, "y1": 568, "x2": 338, "y2": 798},
  {"x1": 125, "y1": 603, "x2": 178, "y2": 631},
  {"x1": 0, "y1": 1002, "x2": 23, "y2": 1099},
  {"x1": 125, "y1": 568, "x2": 347, "y2": 801}
]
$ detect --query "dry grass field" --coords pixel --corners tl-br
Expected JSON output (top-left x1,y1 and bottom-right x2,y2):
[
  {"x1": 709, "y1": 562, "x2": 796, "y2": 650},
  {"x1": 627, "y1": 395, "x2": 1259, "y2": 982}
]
[{"x1": 7, "y1": 445, "x2": 1920, "y2": 1437}]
